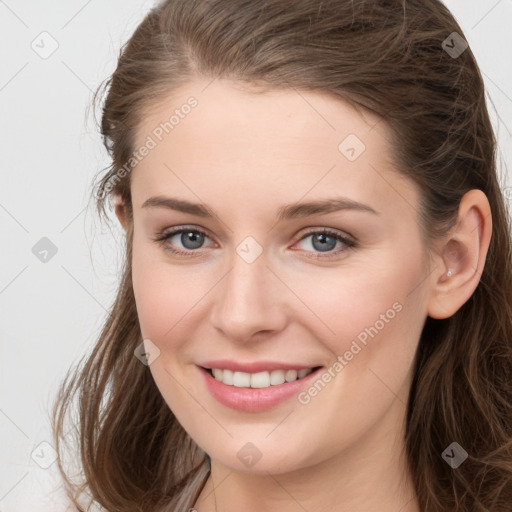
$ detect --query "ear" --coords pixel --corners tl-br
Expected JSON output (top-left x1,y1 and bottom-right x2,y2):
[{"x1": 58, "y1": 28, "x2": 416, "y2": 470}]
[
  {"x1": 426, "y1": 189, "x2": 492, "y2": 319},
  {"x1": 113, "y1": 194, "x2": 129, "y2": 232}
]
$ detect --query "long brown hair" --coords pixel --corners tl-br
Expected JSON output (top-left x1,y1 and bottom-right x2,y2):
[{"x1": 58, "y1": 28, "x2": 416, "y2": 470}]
[{"x1": 51, "y1": 0, "x2": 512, "y2": 510}]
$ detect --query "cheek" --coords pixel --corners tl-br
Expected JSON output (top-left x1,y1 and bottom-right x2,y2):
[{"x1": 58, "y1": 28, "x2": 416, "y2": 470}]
[
  {"x1": 131, "y1": 251, "x2": 213, "y2": 440},
  {"x1": 131, "y1": 232, "x2": 173, "y2": 331},
  {"x1": 292, "y1": 254, "x2": 423, "y2": 344},
  {"x1": 290, "y1": 249, "x2": 427, "y2": 402},
  {"x1": 131, "y1": 244, "x2": 216, "y2": 359},
  {"x1": 132, "y1": 261, "x2": 177, "y2": 341}
]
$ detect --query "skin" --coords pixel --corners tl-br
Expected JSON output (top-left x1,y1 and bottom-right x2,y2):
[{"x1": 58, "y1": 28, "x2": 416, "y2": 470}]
[{"x1": 114, "y1": 78, "x2": 492, "y2": 512}]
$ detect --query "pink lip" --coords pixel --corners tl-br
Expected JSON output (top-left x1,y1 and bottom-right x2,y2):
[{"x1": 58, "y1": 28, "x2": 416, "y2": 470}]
[
  {"x1": 198, "y1": 365, "x2": 323, "y2": 413},
  {"x1": 200, "y1": 359, "x2": 318, "y2": 373}
]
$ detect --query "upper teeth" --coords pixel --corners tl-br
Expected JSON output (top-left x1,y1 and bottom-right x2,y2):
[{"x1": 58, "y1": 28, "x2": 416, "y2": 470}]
[{"x1": 211, "y1": 368, "x2": 313, "y2": 388}]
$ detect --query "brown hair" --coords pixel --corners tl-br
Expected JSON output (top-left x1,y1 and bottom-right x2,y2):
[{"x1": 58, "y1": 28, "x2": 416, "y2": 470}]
[{"x1": 51, "y1": 0, "x2": 512, "y2": 510}]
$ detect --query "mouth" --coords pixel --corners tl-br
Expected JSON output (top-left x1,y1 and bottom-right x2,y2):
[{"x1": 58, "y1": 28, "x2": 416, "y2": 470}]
[
  {"x1": 197, "y1": 364, "x2": 324, "y2": 412},
  {"x1": 202, "y1": 366, "x2": 323, "y2": 389}
]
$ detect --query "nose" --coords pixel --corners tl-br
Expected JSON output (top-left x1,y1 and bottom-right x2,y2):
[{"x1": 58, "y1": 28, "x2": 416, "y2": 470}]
[{"x1": 209, "y1": 247, "x2": 288, "y2": 343}]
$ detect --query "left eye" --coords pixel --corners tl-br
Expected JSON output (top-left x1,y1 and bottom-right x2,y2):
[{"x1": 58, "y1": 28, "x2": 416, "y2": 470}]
[{"x1": 296, "y1": 231, "x2": 351, "y2": 253}]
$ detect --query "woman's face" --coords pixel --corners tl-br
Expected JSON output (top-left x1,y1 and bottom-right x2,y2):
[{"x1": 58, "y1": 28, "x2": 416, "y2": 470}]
[{"x1": 125, "y1": 78, "x2": 432, "y2": 474}]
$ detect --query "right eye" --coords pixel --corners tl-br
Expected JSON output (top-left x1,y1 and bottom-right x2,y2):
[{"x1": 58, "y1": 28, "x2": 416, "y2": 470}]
[{"x1": 152, "y1": 226, "x2": 215, "y2": 256}]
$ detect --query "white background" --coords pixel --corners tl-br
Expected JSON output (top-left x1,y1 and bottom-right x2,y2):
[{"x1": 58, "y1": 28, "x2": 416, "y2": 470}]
[{"x1": 1, "y1": 1, "x2": 511, "y2": 510}]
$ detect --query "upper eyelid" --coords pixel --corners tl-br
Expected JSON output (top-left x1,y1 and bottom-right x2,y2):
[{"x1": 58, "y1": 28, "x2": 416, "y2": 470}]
[{"x1": 162, "y1": 225, "x2": 215, "y2": 242}]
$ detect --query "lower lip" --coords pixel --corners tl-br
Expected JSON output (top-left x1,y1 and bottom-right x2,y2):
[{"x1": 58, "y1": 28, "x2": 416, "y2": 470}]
[{"x1": 198, "y1": 366, "x2": 323, "y2": 412}]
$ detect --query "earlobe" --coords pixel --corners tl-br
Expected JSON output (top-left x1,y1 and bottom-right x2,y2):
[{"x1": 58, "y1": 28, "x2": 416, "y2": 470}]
[{"x1": 427, "y1": 189, "x2": 492, "y2": 319}]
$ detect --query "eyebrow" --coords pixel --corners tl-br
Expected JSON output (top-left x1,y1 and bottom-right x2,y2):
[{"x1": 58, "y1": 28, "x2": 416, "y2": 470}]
[{"x1": 141, "y1": 195, "x2": 380, "y2": 220}]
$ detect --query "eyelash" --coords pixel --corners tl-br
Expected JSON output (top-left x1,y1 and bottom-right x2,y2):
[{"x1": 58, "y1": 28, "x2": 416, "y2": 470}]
[{"x1": 152, "y1": 225, "x2": 357, "y2": 260}]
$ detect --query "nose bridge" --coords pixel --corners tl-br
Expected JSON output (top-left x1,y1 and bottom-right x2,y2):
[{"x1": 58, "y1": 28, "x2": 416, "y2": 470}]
[{"x1": 211, "y1": 241, "x2": 286, "y2": 342}]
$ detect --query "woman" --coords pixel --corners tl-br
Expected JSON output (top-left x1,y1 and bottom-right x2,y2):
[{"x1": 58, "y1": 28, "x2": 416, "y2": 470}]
[{"x1": 51, "y1": 0, "x2": 512, "y2": 510}]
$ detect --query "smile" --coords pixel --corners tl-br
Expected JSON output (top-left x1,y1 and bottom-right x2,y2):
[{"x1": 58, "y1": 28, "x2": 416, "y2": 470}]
[
  {"x1": 198, "y1": 363, "x2": 323, "y2": 412},
  {"x1": 208, "y1": 367, "x2": 315, "y2": 388}
]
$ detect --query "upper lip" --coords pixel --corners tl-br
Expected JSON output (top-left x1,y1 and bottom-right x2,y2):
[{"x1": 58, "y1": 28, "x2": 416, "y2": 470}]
[{"x1": 199, "y1": 360, "x2": 321, "y2": 373}]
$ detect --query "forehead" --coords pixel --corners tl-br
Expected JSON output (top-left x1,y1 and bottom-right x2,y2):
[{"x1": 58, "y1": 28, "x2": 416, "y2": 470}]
[
  {"x1": 129, "y1": 78, "x2": 416, "y2": 219},
  {"x1": 134, "y1": 78, "x2": 386, "y2": 158}
]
